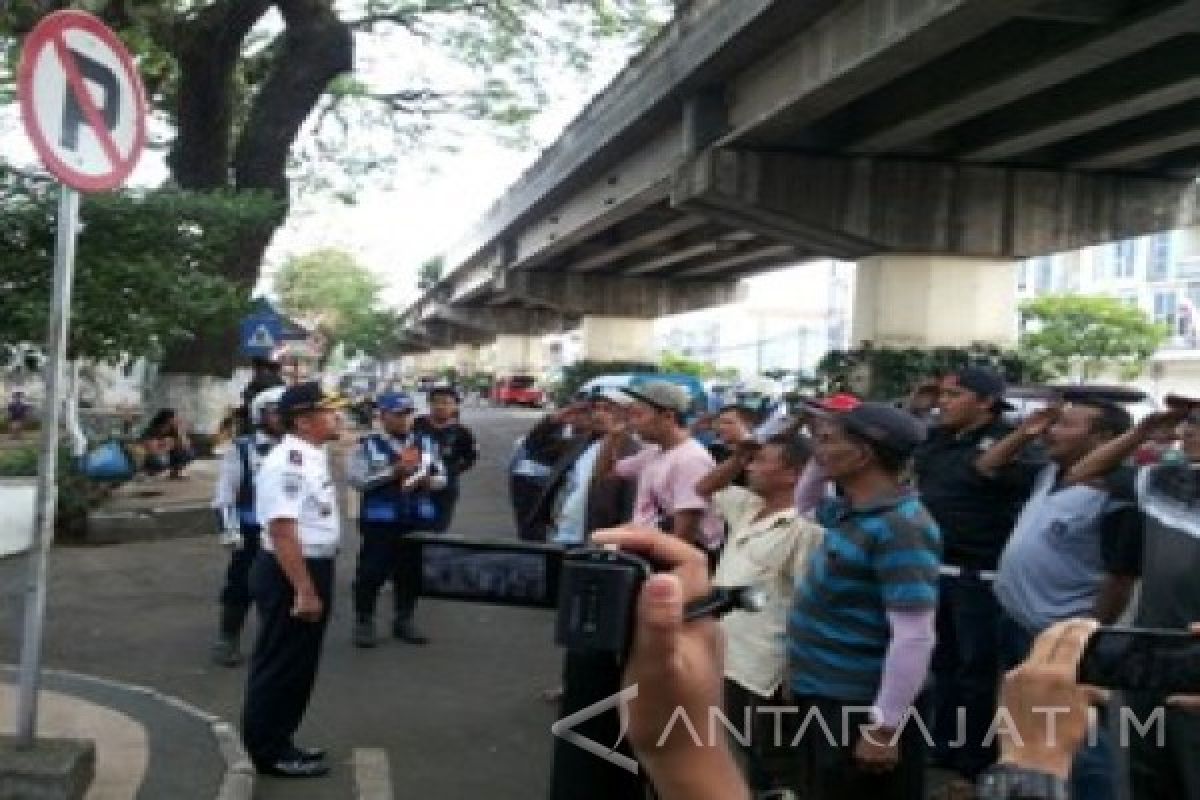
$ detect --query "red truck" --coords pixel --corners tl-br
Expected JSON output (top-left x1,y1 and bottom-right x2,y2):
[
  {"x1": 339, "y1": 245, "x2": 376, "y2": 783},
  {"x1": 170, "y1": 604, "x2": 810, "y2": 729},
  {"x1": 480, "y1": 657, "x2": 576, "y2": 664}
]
[{"x1": 491, "y1": 375, "x2": 546, "y2": 407}]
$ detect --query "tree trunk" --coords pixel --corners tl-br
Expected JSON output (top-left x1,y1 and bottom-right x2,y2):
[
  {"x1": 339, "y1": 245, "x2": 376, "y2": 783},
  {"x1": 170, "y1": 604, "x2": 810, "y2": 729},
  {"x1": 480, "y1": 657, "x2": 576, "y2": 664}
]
[{"x1": 158, "y1": 0, "x2": 353, "y2": 381}]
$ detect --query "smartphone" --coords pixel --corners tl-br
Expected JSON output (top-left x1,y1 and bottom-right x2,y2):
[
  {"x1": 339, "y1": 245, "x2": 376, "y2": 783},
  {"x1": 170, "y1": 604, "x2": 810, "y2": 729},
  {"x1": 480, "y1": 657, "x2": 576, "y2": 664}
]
[
  {"x1": 1077, "y1": 627, "x2": 1200, "y2": 694},
  {"x1": 404, "y1": 534, "x2": 566, "y2": 610}
]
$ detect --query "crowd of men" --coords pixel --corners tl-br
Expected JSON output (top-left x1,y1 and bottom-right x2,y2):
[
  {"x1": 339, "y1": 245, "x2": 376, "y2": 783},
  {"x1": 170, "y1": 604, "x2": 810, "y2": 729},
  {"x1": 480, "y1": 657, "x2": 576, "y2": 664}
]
[
  {"x1": 517, "y1": 371, "x2": 1200, "y2": 800},
  {"x1": 207, "y1": 366, "x2": 1200, "y2": 798}
]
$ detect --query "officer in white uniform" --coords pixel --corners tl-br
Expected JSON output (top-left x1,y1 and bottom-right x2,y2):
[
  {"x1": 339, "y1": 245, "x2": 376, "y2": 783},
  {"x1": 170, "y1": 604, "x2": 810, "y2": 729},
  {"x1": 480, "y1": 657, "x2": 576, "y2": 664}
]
[
  {"x1": 210, "y1": 385, "x2": 285, "y2": 667},
  {"x1": 240, "y1": 381, "x2": 345, "y2": 778}
]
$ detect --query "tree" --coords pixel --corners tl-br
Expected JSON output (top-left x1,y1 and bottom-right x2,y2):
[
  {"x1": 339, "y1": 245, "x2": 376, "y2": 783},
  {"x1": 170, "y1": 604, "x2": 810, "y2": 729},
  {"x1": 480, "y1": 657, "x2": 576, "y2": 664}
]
[
  {"x1": 659, "y1": 351, "x2": 716, "y2": 378},
  {"x1": 1, "y1": 1, "x2": 670, "y2": 376},
  {"x1": 1020, "y1": 294, "x2": 1169, "y2": 381},
  {"x1": 273, "y1": 248, "x2": 403, "y2": 359},
  {"x1": 0, "y1": 168, "x2": 277, "y2": 364}
]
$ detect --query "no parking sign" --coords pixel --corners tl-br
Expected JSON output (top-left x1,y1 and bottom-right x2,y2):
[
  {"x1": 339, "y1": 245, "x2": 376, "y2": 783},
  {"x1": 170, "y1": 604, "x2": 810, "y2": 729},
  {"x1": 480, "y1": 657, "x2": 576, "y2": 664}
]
[
  {"x1": 17, "y1": 10, "x2": 146, "y2": 191},
  {"x1": 13, "y1": 10, "x2": 147, "y2": 748}
]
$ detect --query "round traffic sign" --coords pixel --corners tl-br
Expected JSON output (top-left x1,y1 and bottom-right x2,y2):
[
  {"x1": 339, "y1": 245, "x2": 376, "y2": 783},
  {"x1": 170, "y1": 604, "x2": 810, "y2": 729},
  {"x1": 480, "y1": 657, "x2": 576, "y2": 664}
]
[{"x1": 17, "y1": 11, "x2": 147, "y2": 192}]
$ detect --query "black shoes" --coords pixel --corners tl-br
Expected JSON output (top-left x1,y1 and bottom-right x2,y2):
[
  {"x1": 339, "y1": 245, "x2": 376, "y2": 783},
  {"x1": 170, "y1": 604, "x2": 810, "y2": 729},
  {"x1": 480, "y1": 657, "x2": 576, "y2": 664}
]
[
  {"x1": 353, "y1": 617, "x2": 377, "y2": 648},
  {"x1": 294, "y1": 745, "x2": 326, "y2": 762},
  {"x1": 210, "y1": 637, "x2": 243, "y2": 667},
  {"x1": 392, "y1": 619, "x2": 429, "y2": 645},
  {"x1": 257, "y1": 757, "x2": 329, "y2": 778}
]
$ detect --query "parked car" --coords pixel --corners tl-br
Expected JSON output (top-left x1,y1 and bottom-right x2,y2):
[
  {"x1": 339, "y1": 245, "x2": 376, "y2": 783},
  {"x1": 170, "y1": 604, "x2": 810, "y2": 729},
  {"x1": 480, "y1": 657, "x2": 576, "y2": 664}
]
[{"x1": 492, "y1": 375, "x2": 546, "y2": 407}]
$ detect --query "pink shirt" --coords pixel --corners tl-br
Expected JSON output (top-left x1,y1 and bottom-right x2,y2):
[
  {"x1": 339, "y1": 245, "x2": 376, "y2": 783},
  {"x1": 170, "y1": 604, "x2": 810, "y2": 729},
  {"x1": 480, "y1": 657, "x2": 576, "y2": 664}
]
[{"x1": 616, "y1": 438, "x2": 723, "y2": 549}]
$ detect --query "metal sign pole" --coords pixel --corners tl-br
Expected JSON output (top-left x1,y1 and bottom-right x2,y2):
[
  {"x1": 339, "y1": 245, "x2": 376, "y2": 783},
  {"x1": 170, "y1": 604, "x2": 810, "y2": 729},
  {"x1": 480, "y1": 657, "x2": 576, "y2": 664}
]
[{"x1": 15, "y1": 184, "x2": 81, "y2": 749}]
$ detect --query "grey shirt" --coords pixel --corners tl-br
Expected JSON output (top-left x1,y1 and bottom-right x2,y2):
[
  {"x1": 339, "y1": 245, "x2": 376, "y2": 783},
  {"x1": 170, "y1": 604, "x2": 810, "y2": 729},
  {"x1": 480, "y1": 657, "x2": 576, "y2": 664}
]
[
  {"x1": 995, "y1": 463, "x2": 1134, "y2": 633},
  {"x1": 1109, "y1": 465, "x2": 1200, "y2": 631}
]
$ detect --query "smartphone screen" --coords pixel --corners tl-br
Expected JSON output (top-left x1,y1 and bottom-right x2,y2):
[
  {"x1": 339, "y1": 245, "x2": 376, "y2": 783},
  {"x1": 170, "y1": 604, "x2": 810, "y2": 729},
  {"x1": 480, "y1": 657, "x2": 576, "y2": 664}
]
[{"x1": 1078, "y1": 627, "x2": 1200, "y2": 694}]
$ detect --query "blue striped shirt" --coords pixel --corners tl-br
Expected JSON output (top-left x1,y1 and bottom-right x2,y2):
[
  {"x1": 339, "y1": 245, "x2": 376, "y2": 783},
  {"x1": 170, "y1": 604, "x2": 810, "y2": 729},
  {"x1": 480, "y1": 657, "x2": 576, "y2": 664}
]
[{"x1": 788, "y1": 490, "x2": 941, "y2": 703}]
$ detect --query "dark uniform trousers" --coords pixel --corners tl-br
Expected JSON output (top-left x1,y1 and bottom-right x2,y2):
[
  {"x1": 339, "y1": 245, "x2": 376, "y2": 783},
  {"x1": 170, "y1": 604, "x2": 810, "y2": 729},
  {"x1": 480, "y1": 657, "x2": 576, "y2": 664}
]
[
  {"x1": 242, "y1": 552, "x2": 334, "y2": 767},
  {"x1": 428, "y1": 485, "x2": 460, "y2": 533},
  {"x1": 219, "y1": 526, "x2": 262, "y2": 634},
  {"x1": 353, "y1": 524, "x2": 420, "y2": 622}
]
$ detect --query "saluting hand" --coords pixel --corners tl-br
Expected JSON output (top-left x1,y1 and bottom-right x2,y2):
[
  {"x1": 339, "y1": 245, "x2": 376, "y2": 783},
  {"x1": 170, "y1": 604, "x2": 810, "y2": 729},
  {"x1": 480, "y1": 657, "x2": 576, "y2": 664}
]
[
  {"x1": 1136, "y1": 406, "x2": 1191, "y2": 438},
  {"x1": 292, "y1": 590, "x2": 323, "y2": 623},
  {"x1": 1018, "y1": 406, "x2": 1061, "y2": 438}
]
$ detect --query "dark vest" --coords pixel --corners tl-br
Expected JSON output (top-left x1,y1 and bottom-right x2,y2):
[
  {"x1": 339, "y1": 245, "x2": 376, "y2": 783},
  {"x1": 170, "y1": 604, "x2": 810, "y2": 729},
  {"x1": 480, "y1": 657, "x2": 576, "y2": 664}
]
[{"x1": 235, "y1": 435, "x2": 275, "y2": 529}]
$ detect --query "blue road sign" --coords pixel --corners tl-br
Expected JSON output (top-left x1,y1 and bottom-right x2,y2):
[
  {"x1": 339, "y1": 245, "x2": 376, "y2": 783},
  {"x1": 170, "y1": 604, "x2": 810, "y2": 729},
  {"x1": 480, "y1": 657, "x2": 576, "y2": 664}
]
[{"x1": 239, "y1": 314, "x2": 284, "y2": 357}]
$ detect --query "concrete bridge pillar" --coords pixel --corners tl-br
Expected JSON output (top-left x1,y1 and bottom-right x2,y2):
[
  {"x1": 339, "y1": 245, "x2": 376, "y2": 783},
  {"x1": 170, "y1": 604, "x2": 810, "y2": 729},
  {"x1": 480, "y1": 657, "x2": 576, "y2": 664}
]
[
  {"x1": 492, "y1": 334, "x2": 547, "y2": 376},
  {"x1": 453, "y1": 344, "x2": 481, "y2": 375},
  {"x1": 852, "y1": 255, "x2": 1018, "y2": 348},
  {"x1": 578, "y1": 316, "x2": 656, "y2": 363}
]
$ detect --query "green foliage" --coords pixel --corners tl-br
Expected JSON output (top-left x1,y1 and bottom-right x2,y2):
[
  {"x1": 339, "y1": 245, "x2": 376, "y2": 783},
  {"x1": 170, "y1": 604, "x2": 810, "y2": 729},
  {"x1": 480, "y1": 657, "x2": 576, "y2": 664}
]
[
  {"x1": 816, "y1": 345, "x2": 1048, "y2": 402},
  {"x1": 0, "y1": 444, "x2": 100, "y2": 537},
  {"x1": 0, "y1": 446, "x2": 38, "y2": 477},
  {"x1": 555, "y1": 359, "x2": 658, "y2": 403},
  {"x1": 0, "y1": 170, "x2": 278, "y2": 363},
  {"x1": 275, "y1": 249, "x2": 381, "y2": 327},
  {"x1": 273, "y1": 248, "x2": 404, "y2": 359},
  {"x1": 659, "y1": 351, "x2": 717, "y2": 378},
  {"x1": 1020, "y1": 294, "x2": 1169, "y2": 381}
]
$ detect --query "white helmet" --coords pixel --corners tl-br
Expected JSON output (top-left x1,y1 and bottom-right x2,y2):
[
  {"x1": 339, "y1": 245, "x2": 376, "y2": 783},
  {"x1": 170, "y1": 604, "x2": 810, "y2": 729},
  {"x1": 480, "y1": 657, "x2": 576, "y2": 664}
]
[{"x1": 250, "y1": 386, "x2": 287, "y2": 427}]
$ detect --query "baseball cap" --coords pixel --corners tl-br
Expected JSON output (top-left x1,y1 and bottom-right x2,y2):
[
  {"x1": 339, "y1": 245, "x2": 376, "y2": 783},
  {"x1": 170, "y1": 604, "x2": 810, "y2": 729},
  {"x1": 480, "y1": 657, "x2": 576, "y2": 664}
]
[
  {"x1": 278, "y1": 382, "x2": 347, "y2": 415},
  {"x1": 590, "y1": 387, "x2": 633, "y2": 407},
  {"x1": 819, "y1": 392, "x2": 861, "y2": 412},
  {"x1": 376, "y1": 390, "x2": 416, "y2": 414},
  {"x1": 824, "y1": 402, "x2": 926, "y2": 458},
  {"x1": 950, "y1": 367, "x2": 1015, "y2": 411},
  {"x1": 620, "y1": 381, "x2": 691, "y2": 414}
]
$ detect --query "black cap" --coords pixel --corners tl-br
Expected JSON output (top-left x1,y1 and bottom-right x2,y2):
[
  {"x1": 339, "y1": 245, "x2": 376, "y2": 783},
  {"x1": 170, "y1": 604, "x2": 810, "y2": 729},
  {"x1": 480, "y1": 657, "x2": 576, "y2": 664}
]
[
  {"x1": 950, "y1": 367, "x2": 1015, "y2": 412},
  {"x1": 278, "y1": 382, "x2": 347, "y2": 416},
  {"x1": 837, "y1": 402, "x2": 926, "y2": 458}
]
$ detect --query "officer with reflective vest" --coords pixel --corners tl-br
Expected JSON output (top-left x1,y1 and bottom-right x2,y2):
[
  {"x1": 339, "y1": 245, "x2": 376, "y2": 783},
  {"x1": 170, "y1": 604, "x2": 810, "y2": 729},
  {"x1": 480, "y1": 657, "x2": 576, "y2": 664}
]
[
  {"x1": 211, "y1": 385, "x2": 286, "y2": 667},
  {"x1": 347, "y1": 390, "x2": 447, "y2": 647}
]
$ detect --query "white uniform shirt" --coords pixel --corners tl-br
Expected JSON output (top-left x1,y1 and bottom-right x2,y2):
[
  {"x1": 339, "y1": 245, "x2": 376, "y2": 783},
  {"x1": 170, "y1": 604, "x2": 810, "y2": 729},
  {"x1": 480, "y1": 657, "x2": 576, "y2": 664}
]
[
  {"x1": 255, "y1": 433, "x2": 340, "y2": 557},
  {"x1": 212, "y1": 433, "x2": 278, "y2": 527}
]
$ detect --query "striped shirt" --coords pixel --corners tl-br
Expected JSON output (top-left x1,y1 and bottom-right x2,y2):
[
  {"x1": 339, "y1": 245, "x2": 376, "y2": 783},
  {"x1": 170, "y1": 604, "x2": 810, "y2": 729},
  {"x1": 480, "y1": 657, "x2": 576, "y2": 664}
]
[{"x1": 787, "y1": 489, "x2": 941, "y2": 703}]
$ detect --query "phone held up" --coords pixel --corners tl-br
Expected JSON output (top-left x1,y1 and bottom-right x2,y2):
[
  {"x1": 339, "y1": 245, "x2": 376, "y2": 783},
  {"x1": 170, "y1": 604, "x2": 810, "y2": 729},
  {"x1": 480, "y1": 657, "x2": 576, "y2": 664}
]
[{"x1": 1078, "y1": 627, "x2": 1200, "y2": 695}]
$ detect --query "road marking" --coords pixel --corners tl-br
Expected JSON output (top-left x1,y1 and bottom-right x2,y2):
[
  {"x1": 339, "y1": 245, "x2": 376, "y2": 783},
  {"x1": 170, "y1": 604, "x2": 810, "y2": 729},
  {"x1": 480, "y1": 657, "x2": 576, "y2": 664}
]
[{"x1": 353, "y1": 747, "x2": 393, "y2": 800}]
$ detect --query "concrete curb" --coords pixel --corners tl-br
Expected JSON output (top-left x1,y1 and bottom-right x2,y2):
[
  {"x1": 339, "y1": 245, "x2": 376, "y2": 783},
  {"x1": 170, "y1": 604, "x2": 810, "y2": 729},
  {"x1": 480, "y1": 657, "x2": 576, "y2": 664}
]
[{"x1": 2, "y1": 667, "x2": 254, "y2": 800}]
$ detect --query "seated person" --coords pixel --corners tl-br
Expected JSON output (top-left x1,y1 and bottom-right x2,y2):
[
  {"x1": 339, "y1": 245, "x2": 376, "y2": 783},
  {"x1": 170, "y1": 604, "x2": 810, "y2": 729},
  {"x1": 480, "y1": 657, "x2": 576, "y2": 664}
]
[{"x1": 139, "y1": 409, "x2": 194, "y2": 479}]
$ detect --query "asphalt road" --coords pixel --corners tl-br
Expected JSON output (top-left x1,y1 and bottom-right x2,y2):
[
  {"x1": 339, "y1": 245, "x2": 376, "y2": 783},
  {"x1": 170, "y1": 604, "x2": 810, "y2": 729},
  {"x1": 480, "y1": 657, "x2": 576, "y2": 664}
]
[{"x1": 1, "y1": 407, "x2": 562, "y2": 800}]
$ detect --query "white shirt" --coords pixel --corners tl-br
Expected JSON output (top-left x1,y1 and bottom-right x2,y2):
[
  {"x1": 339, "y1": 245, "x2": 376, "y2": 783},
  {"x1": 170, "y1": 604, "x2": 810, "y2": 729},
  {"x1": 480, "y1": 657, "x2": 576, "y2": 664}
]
[
  {"x1": 255, "y1": 433, "x2": 340, "y2": 557},
  {"x1": 212, "y1": 432, "x2": 278, "y2": 532},
  {"x1": 712, "y1": 486, "x2": 824, "y2": 697}
]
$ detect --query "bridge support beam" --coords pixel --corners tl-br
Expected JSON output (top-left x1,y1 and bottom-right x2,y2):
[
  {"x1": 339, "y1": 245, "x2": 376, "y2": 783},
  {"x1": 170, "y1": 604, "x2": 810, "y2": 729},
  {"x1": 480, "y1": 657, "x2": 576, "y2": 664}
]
[
  {"x1": 852, "y1": 255, "x2": 1018, "y2": 349},
  {"x1": 491, "y1": 334, "x2": 547, "y2": 377},
  {"x1": 578, "y1": 316, "x2": 657, "y2": 363}
]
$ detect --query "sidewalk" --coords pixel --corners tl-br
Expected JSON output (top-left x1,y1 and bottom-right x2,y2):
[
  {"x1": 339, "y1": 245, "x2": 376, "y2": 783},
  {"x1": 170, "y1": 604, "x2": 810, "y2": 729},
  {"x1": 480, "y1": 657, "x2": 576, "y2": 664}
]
[
  {"x1": 85, "y1": 457, "x2": 220, "y2": 545},
  {"x1": 0, "y1": 666, "x2": 250, "y2": 799}
]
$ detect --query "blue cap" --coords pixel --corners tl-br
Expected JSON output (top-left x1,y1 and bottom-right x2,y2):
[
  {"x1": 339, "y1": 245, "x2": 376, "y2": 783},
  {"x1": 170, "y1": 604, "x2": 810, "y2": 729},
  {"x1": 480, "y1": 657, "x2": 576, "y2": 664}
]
[{"x1": 377, "y1": 391, "x2": 415, "y2": 414}]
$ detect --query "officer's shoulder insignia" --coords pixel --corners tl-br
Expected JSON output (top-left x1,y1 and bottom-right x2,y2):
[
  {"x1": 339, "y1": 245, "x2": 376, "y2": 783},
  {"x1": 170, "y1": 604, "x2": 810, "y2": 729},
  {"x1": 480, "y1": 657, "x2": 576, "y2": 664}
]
[
  {"x1": 289, "y1": 449, "x2": 303, "y2": 466},
  {"x1": 283, "y1": 473, "x2": 303, "y2": 497}
]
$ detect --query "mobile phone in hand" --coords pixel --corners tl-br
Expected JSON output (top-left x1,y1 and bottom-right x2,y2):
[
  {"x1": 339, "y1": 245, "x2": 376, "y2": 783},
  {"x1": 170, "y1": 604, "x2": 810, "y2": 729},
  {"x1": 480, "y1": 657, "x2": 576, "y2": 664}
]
[{"x1": 1078, "y1": 627, "x2": 1200, "y2": 694}]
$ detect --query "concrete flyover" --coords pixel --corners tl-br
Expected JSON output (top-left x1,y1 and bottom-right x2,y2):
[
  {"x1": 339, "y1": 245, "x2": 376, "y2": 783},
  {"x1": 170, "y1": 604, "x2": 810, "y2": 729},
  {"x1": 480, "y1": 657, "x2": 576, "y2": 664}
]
[{"x1": 397, "y1": 0, "x2": 1200, "y2": 366}]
